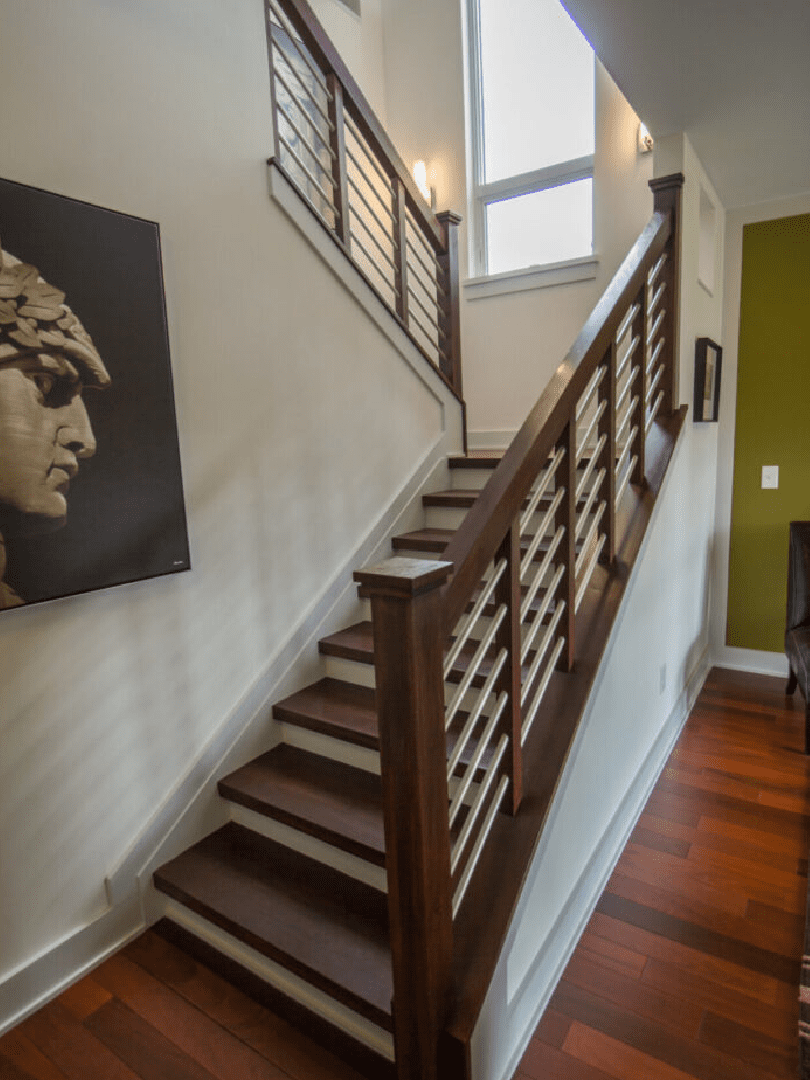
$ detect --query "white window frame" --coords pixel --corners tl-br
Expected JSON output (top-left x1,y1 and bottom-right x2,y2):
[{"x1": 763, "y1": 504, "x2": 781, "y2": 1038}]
[{"x1": 465, "y1": 0, "x2": 596, "y2": 282}]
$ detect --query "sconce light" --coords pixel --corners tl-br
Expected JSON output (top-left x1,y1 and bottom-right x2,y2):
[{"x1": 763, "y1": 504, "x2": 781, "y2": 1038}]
[
  {"x1": 638, "y1": 122, "x2": 654, "y2": 154},
  {"x1": 413, "y1": 160, "x2": 436, "y2": 209}
]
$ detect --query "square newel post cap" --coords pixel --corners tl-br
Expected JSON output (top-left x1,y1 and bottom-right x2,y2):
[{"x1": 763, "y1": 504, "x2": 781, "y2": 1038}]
[
  {"x1": 436, "y1": 210, "x2": 462, "y2": 228},
  {"x1": 354, "y1": 557, "x2": 453, "y2": 600},
  {"x1": 648, "y1": 173, "x2": 685, "y2": 194}
]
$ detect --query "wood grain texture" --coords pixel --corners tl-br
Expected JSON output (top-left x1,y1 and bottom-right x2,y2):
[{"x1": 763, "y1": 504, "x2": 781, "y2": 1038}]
[{"x1": 517, "y1": 667, "x2": 809, "y2": 1080}]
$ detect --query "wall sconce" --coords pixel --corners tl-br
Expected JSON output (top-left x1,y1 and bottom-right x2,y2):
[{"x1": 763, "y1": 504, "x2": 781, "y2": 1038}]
[
  {"x1": 638, "y1": 122, "x2": 654, "y2": 154},
  {"x1": 413, "y1": 160, "x2": 436, "y2": 209}
]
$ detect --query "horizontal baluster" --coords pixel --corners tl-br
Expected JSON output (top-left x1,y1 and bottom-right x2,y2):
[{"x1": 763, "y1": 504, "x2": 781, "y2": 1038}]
[
  {"x1": 405, "y1": 236, "x2": 440, "y2": 289},
  {"x1": 521, "y1": 602, "x2": 566, "y2": 709},
  {"x1": 576, "y1": 433, "x2": 606, "y2": 502},
  {"x1": 277, "y1": 108, "x2": 334, "y2": 177},
  {"x1": 616, "y1": 302, "x2": 640, "y2": 345},
  {"x1": 273, "y1": 67, "x2": 334, "y2": 152},
  {"x1": 521, "y1": 525, "x2": 564, "y2": 621},
  {"x1": 575, "y1": 468, "x2": 605, "y2": 542},
  {"x1": 445, "y1": 604, "x2": 507, "y2": 727},
  {"x1": 646, "y1": 362, "x2": 664, "y2": 407},
  {"x1": 647, "y1": 390, "x2": 664, "y2": 428},
  {"x1": 648, "y1": 250, "x2": 667, "y2": 286},
  {"x1": 647, "y1": 336, "x2": 665, "y2": 375},
  {"x1": 521, "y1": 636, "x2": 565, "y2": 744},
  {"x1": 346, "y1": 171, "x2": 395, "y2": 240},
  {"x1": 348, "y1": 220, "x2": 398, "y2": 279},
  {"x1": 446, "y1": 662, "x2": 506, "y2": 777},
  {"x1": 521, "y1": 563, "x2": 564, "y2": 664},
  {"x1": 278, "y1": 134, "x2": 335, "y2": 209},
  {"x1": 615, "y1": 424, "x2": 638, "y2": 476},
  {"x1": 408, "y1": 305, "x2": 440, "y2": 351},
  {"x1": 615, "y1": 366, "x2": 640, "y2": 419},
  {"x1": 576, "y1": 364, "x2": 607, "y2": 422},
  {"x1": 407, "y1": 283, "x2": 441, "y2": 335},
  {"x1": 451, "y1": 728, "x2": 508, "y2": 874},
  {"x1": 646, "y1": 308, "x2": 664, "y2": 349},
  {"x1": 267, "y1": 0, "x2": 331, "y2": 93},
  {"x1": 448, "y1": 700, "x2": 506, "y2": 828},
  {"x1": 615, "y1": 334, "x2": 640, "y2": 384},
  {"x1": 577, "y1": 399, "x2": 607, "y2": 462},
  {"x1": 576, "y1": 532, "x2": 606, "y2": 611},
  {"x1": 344, "y1": 111, "x2": 394, "y2": 191},
  {"x1": 344, "y1": 144, "x2": 394, "y2": 215},
  {"x1": 445, "y1": 560, "x2": 506, "y2": 677},
  {"x1": 520, "y1": 489, "x2": 564, "y2": 577},
  {"x1": 273, "y1": 47, "x2": 332, "y2": 127},
  {"x1": 575, "y1": 502, "x2": 605, "y2": 580},
  {"x1": 452, "y1": 773, "x2": 509, "y2": 918},
  {"x1": 649, "y1": 280, "x2": 666, "y2": 316},
  {"x1": 520, "y1": 448, "x2": 565, "y2": 534},
  {"x1": 615, "y1": 454, "x2": 637, "y2": 507}
]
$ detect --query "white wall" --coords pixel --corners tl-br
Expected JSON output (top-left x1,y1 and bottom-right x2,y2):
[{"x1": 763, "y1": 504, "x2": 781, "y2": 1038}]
[
  {"x1": 0, "y1": 0, "x2": 462, "y2": 1026},
  {"x1": 710, "y1": 189, "x2": 810, "y2": 676},
  {"x1": 469, "y1": 132, "x2": 725, "y2": 1080},
  {"x1": 461, "y1": 62, "x2": 654, "y2": 441},
  {"x1": 310, "y1": 0, "x2": 389, "y2": 122}
]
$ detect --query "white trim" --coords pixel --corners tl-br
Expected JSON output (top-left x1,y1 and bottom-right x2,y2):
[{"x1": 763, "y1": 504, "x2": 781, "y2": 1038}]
[
  {"x1": 464, "y1": 255, "x2": 598, "y2": 299},
  {"x1": 467, "y1": 428, "x2": 518, "y2": 451},
  {"x1": 0, "y1": 896, "x2": 143, "y2": 1036},
  {"x1": 476, "y1": 155, "x2": 595, "y2": 205},
  {"x1": 495, "y1": 646, "x2": 710, "y2": 1080},
  {"x1": 712, "y1": 645, "x2": 789, "y2": 678}
]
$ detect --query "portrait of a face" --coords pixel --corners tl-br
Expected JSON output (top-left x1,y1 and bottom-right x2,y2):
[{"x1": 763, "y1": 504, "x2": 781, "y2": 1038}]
[{"x1": 0, "y1": 178, "x2": 189, "y2": 610}]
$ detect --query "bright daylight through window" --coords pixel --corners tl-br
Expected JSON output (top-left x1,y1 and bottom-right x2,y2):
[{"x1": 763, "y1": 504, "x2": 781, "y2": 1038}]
[{"x1": 470, "y1": 0, "x2": 595, "y2": 277}]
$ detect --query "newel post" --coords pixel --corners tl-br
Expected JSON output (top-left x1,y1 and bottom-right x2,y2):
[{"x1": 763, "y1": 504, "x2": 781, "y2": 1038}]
[
  {"x1": 354, "y1": 557, "x2": 454, "y2": 1080},
  {"x1": 437, "y1": 210, "x2": 463, "y2": 397},
  {"x1": 648, "y1": 173, "x2": 685, "y2": 416}
]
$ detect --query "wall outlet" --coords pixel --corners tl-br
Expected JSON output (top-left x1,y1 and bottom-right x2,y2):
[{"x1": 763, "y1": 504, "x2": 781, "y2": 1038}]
[
  {"x1": 659, "y1": 663, "x2": 666, "y2": 694},
  {"x1": 761, "y1": 464, "x2": 779, "y2": 489}
]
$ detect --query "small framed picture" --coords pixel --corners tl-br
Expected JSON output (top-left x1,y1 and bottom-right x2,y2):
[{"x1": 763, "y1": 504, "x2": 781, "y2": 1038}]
[{"x1": 694, "y1": 337, "x2": 722, "y2": 423}]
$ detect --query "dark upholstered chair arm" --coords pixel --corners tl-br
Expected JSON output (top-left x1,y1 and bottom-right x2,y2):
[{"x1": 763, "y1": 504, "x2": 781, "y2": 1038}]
[{"x1": 786, "y1": 522, "x2": 810, "y2": 636}]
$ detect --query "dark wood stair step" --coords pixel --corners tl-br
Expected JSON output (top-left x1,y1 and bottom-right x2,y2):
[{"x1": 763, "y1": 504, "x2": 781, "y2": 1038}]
[
  {"x1": 273, "y1": 676, "x2": 378, "y2": 748},
  {"x1": 424, "y1": 489, "x2": 588, "y2": 513},
  {"x1": 319, "y1": 622, "x2": 375, "y2": 664},
  {"x1": 392, "y1": 528, "x2": 586, "y2": 559},
  {"x1": 448, "y1": 451, "x2": 503, "y2": 470},
  {"x1": 218, "y1": 745, "x2": 386, "y2": 866},
  {"x1": 153, "y1": 822, "x2": 393, "y2": 1030}
]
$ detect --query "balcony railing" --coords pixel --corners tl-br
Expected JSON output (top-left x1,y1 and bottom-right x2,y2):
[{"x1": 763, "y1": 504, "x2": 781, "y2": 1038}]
[{"x1": 264, "y1": 0, "x2": 462, "y2": 398}]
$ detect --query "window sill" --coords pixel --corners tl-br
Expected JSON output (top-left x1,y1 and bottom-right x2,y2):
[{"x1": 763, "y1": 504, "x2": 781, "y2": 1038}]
[{"x1": 463, "y1": 255, "x2": 599, "y2": 300}]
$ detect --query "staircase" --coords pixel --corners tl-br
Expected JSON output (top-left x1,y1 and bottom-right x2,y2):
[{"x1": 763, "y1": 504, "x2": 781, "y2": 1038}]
[{"x1": 152, "y1": 449, "x2": 516, "y2": 1077}]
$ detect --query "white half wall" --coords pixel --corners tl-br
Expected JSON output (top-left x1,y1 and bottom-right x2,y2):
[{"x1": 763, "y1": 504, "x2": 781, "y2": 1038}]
[{"x1": 0, "y1": 0, "x2": 462, "y2": 1029}]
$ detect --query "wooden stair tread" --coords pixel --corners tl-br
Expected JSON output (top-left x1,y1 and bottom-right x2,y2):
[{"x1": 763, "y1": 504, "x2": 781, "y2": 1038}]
[
  {"x1": 319, "y1": 622, "x2": 375, "y2": 664},
  {"x1": 424, "y1": 489, "x2": 588, "y2": 513},
  {"x1": 272, "y1": 676, "x2": 378, "y2": 748},
  {"x1": 219, "y1": 745, "x2": 386, "y2": 866},
  {"x1": 153, "y1": 822, "x2": 393, "y2": 1029},
  {"x1": 392, "y1": 528, "x2": 586, "y2": 559},
  {"x1": 448, "y1": 452, "x2": 502, "y2": 469}
]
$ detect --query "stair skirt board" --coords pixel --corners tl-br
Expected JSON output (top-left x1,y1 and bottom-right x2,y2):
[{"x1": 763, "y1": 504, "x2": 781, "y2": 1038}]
[
  {"x1": 154, "y1": 900, "x2": 396, "y2": 1061},
  {"x1": 227, "y1": 803, "x2": 387, "y2": 892}
]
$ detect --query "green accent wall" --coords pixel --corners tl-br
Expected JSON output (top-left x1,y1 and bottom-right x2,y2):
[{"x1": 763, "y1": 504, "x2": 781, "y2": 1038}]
[{"x1": 727, "y1": 213, "x2": 810, "y2": 651}]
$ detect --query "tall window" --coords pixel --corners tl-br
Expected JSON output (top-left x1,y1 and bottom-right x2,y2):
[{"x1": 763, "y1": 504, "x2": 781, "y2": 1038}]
[{"x1": 468, "y1": 0, "x2": 595, "y2": 278}]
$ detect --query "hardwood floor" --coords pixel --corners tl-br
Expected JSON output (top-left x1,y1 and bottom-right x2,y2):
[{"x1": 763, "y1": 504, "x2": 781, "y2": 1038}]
[
  {"x1": 516, "y1": 666, "x2": 810, "y2": 1080},
  {"x1": 1, "y1": 667, "x2": 806, "y2": 1080}
]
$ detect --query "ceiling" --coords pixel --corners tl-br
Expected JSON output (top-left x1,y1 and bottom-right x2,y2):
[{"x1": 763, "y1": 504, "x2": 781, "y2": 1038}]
[{"x1": 561, "y1": 0, "x2": 810, "y2": 209}]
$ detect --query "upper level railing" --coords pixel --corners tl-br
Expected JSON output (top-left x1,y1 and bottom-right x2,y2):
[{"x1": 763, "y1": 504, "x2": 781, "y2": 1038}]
[
  {"x1": 356, "y1": 175, "x2": 684, "y2": 1080},
  {"x1": 264, "y1": 0, "x2": 463, "y2": 398}
]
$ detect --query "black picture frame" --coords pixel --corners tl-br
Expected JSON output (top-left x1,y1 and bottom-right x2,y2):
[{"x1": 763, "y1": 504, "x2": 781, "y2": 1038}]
[
  {"x1": 694, "y1": 337, "x2": 722, "y2": 423},
  {"x1": 0, "y1": 176, "x2": 190, "y2": 611}
]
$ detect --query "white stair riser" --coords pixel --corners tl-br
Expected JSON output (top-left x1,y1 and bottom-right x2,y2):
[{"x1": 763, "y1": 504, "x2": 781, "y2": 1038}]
[
  {"x1": 227, "y1": 803, "x2": 387, "y2": 892},
  {"x1": 155, "y1": 897, "x2": 395, "y2": 1062},
  {"x1": 278, "y1": 720, "x2": 380, "y2": 772}
]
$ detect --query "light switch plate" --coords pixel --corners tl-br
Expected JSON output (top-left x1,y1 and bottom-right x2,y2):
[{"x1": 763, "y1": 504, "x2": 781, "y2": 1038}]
[{"x1": 761, "y1": 465, "x2": 779, "y2": 489}]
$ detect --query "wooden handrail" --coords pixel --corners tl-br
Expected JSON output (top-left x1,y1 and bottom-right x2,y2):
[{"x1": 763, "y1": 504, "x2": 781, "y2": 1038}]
[
  {"x1": 270, "y1": 0, "x2": 445, "y2": 252},
  {"x1": 441, "y1": 209, "x2": 671, "y2": 635},
  {"x1": 357, "y1": 176, "x2": 684, "y2": 1080}
]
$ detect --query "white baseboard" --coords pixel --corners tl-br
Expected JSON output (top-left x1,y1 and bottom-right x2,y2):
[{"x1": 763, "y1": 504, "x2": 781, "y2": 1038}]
[
  {"x1": 0, "y1": 895, "x2": 142, "y2": 1036},
  {"x1": 712, "y1": 645, "x2": 788, "y2": 678},
  {"x1": 494, "y1": 645, "x2": 711, "y2": 1080}
]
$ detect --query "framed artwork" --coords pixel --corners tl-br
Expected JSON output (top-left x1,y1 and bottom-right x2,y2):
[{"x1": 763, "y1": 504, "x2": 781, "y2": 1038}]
[
  {"x1": 0, "y1": 176, "x2": 190, "y2": 612},
  {"x1": 693, "y1": 337, "x2": 722, "y2": 423}
]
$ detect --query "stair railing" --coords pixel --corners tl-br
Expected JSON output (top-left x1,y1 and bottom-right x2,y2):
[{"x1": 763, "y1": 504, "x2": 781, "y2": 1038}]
[
  {"x1": 356, "y1": 175, "x2": 684, "y2": 1080},
  {"x1": 263, "y1": 0, "x2": 463, "y2": 397}
]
